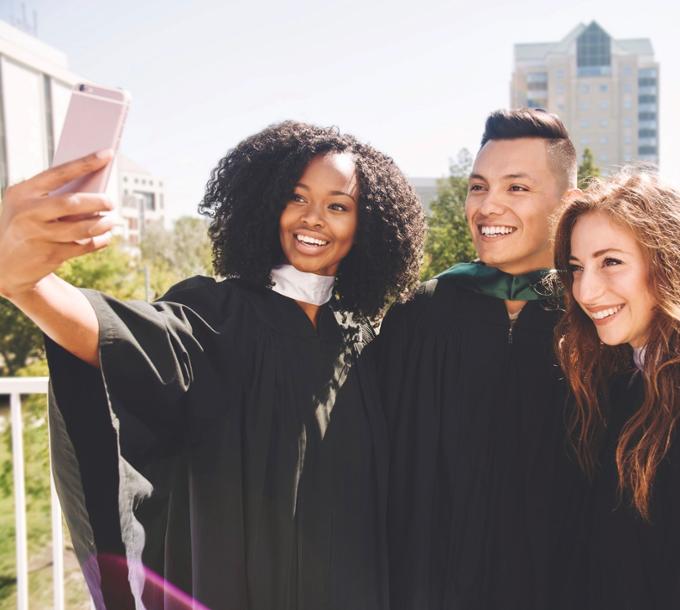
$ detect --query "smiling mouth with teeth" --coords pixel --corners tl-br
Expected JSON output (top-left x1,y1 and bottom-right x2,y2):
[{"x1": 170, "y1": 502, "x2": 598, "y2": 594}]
[
  {"x1": 479, "y1": 225, "x2": 517, "y2": 238},
  {"x1": 295, "y1": 233, "x2": 329, "y2": 247},
  {"x1": 590, "y1": 304, "x2": 624, "y2": 321}
]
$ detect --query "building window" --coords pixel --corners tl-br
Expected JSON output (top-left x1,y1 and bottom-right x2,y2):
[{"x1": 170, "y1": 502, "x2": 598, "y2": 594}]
[
  {"x1": 600, "y1": 119, "x2": 608, "y2": 128},
  {"x1": 638, "y1": 77, "x2": 657, "y2": 87},
  {"x1": 556, "y1": 84, "x2": 565, "y2": 94},
  {"x1": 638, "y1": 94, "x2": 657, "y2": 104},
  {"x1": 624, "y1": 135, "x2": 632, "y2": 144},
  {"x1": 600, "y1": 136, "x2": 608, "y2": 145},
  {"x1": 600, "y1": 100, "x2": 609, "y2": 109},
  {"x1": 624, "y1": 98, "x2": 632, "y2": 109},
  {"x1": 599, "y1": 84, "x2": 608, "y2": 92},
  {"x1": 623, "y1": 65, "x2": 633, "y2": 77},
  {"x1": 638, "y1": 145, "x2": 657, "y2": 155},
  {"x1": 135, "y1": 190, "x2": 156, "y2": 211},
  {"x1": 527, "y1": 72, "x2": 548, "y2": 84},
  {"x1": 555, "y1": 68, "x2": 565, "y2": 80},
  {"x1": 638, "y1": 111, "x2": 657, "y2": 121},
  {"x1": 577, "y1": 22, "x2": 612, "y2": 74},
  {"x1": 623, "y1": 82, "x2": 632, "y2": 93},
  {"x1": 528, "y1": 81, "x2": 548, "y2": 91},
  {"x1": 581, "y1": 137, "x2": 590, "y2": 146},
  {"x1": 580, "y1": 120, "x2": 590, "y2": 129},
  {"x1": 639, "y1": 67, "x2": 657, "y2": 78},
  {"x1": 639, "y1": 128, "x2": 657, "y2": 138},
  {"x1": 123, "y1": 176, "x2": 128, "y2": 182},
  {"x1": 580, "y1": 83, "x2": 590, "y2": 94}
]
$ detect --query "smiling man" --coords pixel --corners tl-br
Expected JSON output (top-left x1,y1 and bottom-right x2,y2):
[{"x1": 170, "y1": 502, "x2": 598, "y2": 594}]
[{"x1": 375, "y1": 109, "x2": 583, "y2": 610}]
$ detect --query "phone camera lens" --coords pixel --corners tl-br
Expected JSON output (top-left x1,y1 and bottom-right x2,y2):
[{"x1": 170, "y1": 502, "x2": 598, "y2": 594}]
[{"x1": 78, "y1": 84, "x2": 86, "y2": 92}]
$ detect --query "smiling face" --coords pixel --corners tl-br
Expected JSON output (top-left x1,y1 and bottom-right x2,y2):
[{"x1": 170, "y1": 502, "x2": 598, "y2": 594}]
[
  {"x1": 465, "y1": 138, "x2": 566, "y2": 274},
  {"x1": 569, "y1": 211, "x2": 656, "y2": 348},
  {"x1": 279, "y1": 152, "x2": 359, "y2": 277}
]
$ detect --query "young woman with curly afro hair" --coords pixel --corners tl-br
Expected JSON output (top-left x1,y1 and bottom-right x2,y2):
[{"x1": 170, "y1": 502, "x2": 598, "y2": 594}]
[
  {"x1": 199, "y1": 120, "x2": 424, "y2": 321},
  {"x1": 0, "y1": 120, "x2": 425, "y2": 609}
]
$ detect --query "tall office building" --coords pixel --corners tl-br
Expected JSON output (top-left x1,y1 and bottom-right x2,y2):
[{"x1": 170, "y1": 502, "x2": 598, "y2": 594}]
[{"x1": 511, "y1": 21, "x2": 659, "y2": 170}]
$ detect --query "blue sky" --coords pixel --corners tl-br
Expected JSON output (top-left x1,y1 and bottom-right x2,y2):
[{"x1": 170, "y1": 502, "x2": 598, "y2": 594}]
[{"x1": 18, "y1": 0, "x2": 680, "y2": 219}]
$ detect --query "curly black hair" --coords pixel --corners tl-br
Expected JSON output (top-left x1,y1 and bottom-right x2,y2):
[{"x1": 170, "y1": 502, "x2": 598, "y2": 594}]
[{"x1": 198, "y1": 120, "x2": 425, "y2": 319}]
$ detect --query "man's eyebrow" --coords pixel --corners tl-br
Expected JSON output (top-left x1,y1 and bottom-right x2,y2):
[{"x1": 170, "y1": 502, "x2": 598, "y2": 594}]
[
  {"x1": 468, "y1": 172, "x2": 535, "y2": 182},
  {"x1": 503, "y1": 172, "x2": 535, "y2": 181}
]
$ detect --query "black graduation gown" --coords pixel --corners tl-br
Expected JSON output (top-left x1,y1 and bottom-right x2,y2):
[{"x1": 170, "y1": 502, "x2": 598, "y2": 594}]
[
  {"x1": 580, "y1": 372, "x2": 680, "y2": 609},
  {"x1": 45, "y1": 276, "x2": 389, "y2": 610},
  {"x1": 373, "y1": 276, "x2": 583, "y2": 610}
]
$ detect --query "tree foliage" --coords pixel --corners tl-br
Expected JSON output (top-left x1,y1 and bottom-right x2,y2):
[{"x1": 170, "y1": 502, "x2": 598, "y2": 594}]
[
  {"x1": 577, "y1": 147, "x2": 601, "y2": 190},
  {"x1": 420, "y1": 149, "x2": 477, "y2": 279},
  {"x1": 140, "y1": 216, "x2": 213, "y2": 297}
]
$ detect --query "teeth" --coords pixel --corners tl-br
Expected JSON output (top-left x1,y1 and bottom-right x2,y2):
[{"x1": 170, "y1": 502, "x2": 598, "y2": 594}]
[
  {"x1": 480, "y1": 225, "x2": 515, "y2": 236},
  {"x1": 591, "y1": 305, "x2": 623, "y2": 320},
  {"x1": 296, "y1": 234, "x2": 328, "y2": 246}
]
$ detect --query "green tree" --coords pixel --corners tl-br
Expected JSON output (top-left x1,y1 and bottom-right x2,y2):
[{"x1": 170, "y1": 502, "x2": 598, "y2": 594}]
[
  {"x1": 420, "y1": 149, "x2": 476, "y2": 279},
  {"x1": 140, "y1": 216, "x2": 213, "y2": 298},
  {"x1": 577, "y1": 147, "x2": 601, "y2": 189}
]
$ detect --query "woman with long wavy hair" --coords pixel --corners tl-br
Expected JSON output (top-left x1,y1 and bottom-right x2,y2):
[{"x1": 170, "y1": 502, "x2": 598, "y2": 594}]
[{"x1": 554, "y1": 167, "x2": 680, "y2": 609}]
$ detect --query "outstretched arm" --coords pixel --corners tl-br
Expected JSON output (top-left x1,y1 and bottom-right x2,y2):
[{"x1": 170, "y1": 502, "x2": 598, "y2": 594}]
[{"x1": 0, "y1": 151, "x2": 117, "y2": 367}]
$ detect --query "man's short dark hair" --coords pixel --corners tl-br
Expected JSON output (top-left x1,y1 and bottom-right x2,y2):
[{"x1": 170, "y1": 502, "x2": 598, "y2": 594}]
[{"x1": 481, "y1": 108, "x2": 577, "y2": 189}]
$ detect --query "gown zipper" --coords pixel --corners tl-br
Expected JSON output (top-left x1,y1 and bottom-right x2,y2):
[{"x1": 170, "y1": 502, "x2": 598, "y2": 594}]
[{"x1": 507, "y1": 316, "x2": 517, "y2": 344}]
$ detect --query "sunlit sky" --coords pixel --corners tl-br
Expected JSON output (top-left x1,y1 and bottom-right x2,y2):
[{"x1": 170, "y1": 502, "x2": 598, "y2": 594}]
[{"x1": 16, "y1": 0, "x2": 680, "y2": 219}]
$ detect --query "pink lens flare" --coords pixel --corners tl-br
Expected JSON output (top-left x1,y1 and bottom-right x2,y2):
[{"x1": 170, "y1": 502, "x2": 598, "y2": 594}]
[{"x1": 88, "y1": 554, "x2": 212, "y2": 610}]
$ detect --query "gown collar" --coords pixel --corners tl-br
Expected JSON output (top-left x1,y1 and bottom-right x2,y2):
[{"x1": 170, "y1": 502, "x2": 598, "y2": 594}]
[
  {"x1": 436, "y1": 261, "x2": 559, "y2": 301},
  {"x1": 270, "y1": 264, "x2": 335, "y2": 306}
]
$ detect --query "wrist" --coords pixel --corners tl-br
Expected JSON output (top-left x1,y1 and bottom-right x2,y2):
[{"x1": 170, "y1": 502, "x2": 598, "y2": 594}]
[{"x1": 1, "y1": 274, "x2": 57, "y2": 304}]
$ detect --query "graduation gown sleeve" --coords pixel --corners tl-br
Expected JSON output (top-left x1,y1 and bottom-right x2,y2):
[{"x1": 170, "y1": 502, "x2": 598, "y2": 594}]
[{"x1": 45, "y1": 276, "x2": 238, "y2": 609}]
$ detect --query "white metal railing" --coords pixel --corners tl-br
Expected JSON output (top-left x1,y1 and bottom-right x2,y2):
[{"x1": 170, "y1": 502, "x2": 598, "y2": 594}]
[{"x1": 0, "y1": 376, "x2": 65, "y2": 610}]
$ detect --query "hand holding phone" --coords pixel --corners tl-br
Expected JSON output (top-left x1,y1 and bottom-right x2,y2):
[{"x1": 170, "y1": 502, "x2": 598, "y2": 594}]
[{"x1": 51, "y1": 83, "x2": 131, "y2": 195}]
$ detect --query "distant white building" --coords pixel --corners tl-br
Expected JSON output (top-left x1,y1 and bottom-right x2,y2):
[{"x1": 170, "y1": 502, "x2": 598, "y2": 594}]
[
  {"x1": 0, "y1": 19, "x2": 166, "y2": 249},
  {"x1": 117, "y1": 155, "x2": 166, "y2": 246},
  {"x1": 0, "y1": 19, "x2": 122, "y2": 204},
  {"x1": 409, "y1": 177, "x2": 440, "y2": 215}
]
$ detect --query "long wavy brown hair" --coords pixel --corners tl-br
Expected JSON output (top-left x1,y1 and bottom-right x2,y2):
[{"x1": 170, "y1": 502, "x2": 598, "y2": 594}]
[{"x1": 554, "y1": 167, "x2": 680, "y2": 520}]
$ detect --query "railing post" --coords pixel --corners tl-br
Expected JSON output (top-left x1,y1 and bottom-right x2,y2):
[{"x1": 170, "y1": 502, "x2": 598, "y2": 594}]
[
  {"x1": 50, "y1": 472, "x2": 65, "y2": 610},
  {"x1": 10, "y1": 391, "x2": 28, "y2": 610}
]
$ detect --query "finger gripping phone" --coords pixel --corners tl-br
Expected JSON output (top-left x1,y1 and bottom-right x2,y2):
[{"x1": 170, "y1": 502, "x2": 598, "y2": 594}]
[{"x1": 51, "y1": 83, "x2": 131, "y2": 194}]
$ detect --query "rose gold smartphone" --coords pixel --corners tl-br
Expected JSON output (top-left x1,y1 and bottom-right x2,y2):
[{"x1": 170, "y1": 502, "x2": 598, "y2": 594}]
[{"x1": 51, "y1": 83, "x2": 131, "y2": 194}]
